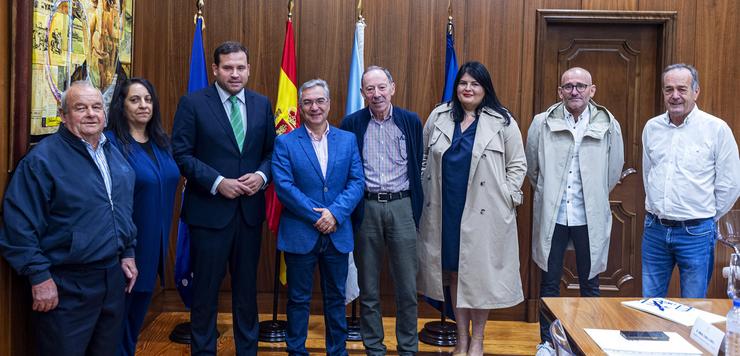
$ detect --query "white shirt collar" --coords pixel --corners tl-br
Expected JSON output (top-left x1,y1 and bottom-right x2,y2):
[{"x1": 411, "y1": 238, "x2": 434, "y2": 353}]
[
  {"x1": 663, "y1": 104, "x2": 698, "y2": 128},
  {"x1": 215, "y1": 82, "x2": 245, "y2": 105}
]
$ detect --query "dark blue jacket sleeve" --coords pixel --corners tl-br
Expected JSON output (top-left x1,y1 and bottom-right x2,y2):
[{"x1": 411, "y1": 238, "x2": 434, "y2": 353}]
[
  {"x1": 0, "y1": 158, "x2": 53, "y2": 285},
  {"x1": 171, "y1": 94, "x2": 222, "y2": 191}
]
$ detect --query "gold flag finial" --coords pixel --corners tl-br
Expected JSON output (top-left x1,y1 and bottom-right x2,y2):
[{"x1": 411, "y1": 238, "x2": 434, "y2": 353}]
[
  {"x1": 194, "y1": 0, "x2": 206, "y2": 30},
  {"x1": 356, "y1": 0, "x2": 364, "y2": 22},
  {"x1": 447, "y1": 0, "x2": 453, "y2": 35},
  {"x1": 288, "y1": 0, "x2": 294, "y2": 19}
]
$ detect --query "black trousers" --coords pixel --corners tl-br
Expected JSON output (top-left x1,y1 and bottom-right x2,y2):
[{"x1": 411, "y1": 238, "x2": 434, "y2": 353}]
[
  {"x1": 36, "y1": 262, "x2": 125, "y2": 356},
  {"x1": 539, "y1": 224, "x2": 600, "y2": 343},
  {"x1": 189, "y1": 212, "x2": 262, "y2": 356}
]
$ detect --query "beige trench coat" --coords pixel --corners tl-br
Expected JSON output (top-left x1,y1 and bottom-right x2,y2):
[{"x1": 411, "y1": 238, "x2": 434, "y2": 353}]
[
  {"x1": 418, "y1": 104, "x2": 526, "y2": 309},
  {"x1": 525, "y1": 101, "x2": 624, "y2": 279}
]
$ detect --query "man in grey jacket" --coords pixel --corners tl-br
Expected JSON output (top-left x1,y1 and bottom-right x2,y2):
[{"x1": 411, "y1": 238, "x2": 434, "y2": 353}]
[{"x1": 526, "y1": 67, "x2": 624, "y2": 356}]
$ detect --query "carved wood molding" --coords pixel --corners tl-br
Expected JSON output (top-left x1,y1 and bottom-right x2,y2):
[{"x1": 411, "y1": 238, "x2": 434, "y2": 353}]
[
  {"x1": 10, "y1": 0, "x2": 31, "y2": 170},
  {"x1": 534, "y1": 9, "x2": 677, "y2": 117}
]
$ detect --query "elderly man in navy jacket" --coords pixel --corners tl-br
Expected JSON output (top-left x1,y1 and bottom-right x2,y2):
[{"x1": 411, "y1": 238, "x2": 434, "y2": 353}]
[
  {"x1": 340, "y1": 66, "x2": 423, "y2": 356},
  {"x1": 0, "y1": 81, "x2": 138, "y2": 356},
  {"x1": 272, "y1": 79, "x2": 364, "y2": 356}
]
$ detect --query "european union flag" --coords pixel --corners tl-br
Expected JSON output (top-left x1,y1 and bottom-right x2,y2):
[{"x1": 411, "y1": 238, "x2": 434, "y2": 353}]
[
  {"x1": 423, "y1": 20, "x2": 458, "y2": 320},
  {"x1": 441, "y1": 24, "x2": 458, "y2": 103},
  {"x1": 174, "y1": 16, "x2": 208, "y2": 309}
]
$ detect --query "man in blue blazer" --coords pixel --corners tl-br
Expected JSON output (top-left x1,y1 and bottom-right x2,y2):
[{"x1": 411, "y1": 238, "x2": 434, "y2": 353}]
[
  {"x1": 171, "y1": 41, "x2": 276, "y2": 355},
  {"x1": 272, "y1": 79, "x2": 365, "y2": 356}
]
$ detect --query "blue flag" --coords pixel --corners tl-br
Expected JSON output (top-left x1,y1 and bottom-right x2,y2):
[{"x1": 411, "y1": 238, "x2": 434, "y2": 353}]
[
  {"x1": 174, "y1": 16, "x2": 208, "y2": 309},
  {"x1": 441, "y1": 24, "x2": 458, "y2": 103},
  {"x1": 345, "y1": 19, "x2": 366, "y2": 116},
  {"x1": 423, "y1": 21, "x2": 458, "y2": 321}
]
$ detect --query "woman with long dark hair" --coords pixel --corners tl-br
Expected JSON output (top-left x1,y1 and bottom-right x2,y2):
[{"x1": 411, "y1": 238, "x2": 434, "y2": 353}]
[
  {"x1": 105, "y1": 78, "x2": 180, "y2": 356},
  {"x1": 418, "y1": 61, "x2": 527, "y2": 356}
]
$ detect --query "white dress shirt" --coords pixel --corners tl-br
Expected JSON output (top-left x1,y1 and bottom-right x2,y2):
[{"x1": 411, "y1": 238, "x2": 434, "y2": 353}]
[
  {"x1": 556, "y1": 107, "x2": 590, "y2": 226},
  {"x1": 308, "y1": 125, "x2": 330, "y2": 178},
  {"x1": 642, "y1": 105, "x2": 740, "y2": 220}
]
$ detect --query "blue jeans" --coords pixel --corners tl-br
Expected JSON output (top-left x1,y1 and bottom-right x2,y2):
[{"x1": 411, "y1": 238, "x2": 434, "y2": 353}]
[
  {"x1": 641, "y1": 213, "x2": 716, "y2": 298},
  {"x1": 539, "y1": 224, "x2": 599, "y2": 343},
  {"x1": 284, "y1": 235, "x2": 349, "y2": 356}
]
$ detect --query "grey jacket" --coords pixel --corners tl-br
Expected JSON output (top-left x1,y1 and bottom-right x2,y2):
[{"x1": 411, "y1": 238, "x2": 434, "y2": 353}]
[{"x1": 526, "y1": 100, "x2": 624, "y2": 279}]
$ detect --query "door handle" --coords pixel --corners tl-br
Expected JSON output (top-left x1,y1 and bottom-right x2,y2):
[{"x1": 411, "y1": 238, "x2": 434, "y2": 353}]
[{"x1": 618, "y1": 168, "x2": 637, "y2": 184}]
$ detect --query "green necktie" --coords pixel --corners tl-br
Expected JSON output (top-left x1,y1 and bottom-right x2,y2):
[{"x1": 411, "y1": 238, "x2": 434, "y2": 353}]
[{"x1": 229, "y1": 95, "x2": 245, "y2": 152}]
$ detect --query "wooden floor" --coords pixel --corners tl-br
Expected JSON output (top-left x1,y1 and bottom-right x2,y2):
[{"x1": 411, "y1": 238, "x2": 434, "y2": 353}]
[{"x1": 136, "y1": 312, "x2": 539, "y2": 355}]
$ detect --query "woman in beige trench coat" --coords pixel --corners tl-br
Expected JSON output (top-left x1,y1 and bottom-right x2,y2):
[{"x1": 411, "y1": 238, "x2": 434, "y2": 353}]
[{"x1": 418, "y1": 61, "x2": 526, "y2": 356}]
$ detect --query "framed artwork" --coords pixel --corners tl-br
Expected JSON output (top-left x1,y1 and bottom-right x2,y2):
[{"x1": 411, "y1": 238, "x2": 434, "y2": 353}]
[{"x1": 30, "y1": 0, "x2": 134, "y2": 135}]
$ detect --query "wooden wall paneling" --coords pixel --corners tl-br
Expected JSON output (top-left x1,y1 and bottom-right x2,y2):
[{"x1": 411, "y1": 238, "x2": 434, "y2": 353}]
[
  {"x1": 2, "y1": 1, "x2": 33, "y2": 355},
  {"x1": 696, "y1": 0, "x2": 740, "y2": 298},
  {"x1": 638, "y1": 0, "x2": 697, "y2": 65},
  {"x1": 463, "y1": 0, "x2": 529, "y2": 320},
  {"x1": 401, "y1": 0, "x2": 447, "y2": 119},
  {"x1": 520, "y1": 0, "x2": 582, "y2": 322},
  {"x1": 363, "y1": 0, "x2": 413, "y2": 120},
  {"x1": 582, "y1": 0, "x2": 638, "y2": 10},
  {"x1": 0, "y1": 0, "x2": 10, "y2": 354},
  {"x1": 694, "y1": 0, "x2": 739, "y2": 130},
  {"x1": 296, "y1": 0, "x2": 354, "y2": 126}
]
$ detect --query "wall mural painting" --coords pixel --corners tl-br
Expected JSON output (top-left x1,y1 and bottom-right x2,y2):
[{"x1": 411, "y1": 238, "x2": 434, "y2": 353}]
[{"x1": 31, "y1": 0, "x2": 133, "y2": 135}]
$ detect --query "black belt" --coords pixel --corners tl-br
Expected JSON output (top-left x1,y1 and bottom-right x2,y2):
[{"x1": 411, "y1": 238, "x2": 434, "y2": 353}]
[
  {"x1": 648, "y1": 213, "x2": 707, "y2": 227},
  {"x1": 365, "y1": 190, "x2": 410, "y2": 202}
]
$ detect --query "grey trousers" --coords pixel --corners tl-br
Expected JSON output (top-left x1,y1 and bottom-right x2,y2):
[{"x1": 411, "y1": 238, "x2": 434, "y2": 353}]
[{"x1": 354, "y1": 197, "x2": 418, "y2": 356}]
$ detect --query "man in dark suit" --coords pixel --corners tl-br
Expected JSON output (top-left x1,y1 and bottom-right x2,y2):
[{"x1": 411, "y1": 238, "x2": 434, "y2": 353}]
[
  {"x1": 171, "y1": 41, "x2": 275, "y2": 355},
  {"x1": 272, "y1": 79, "x2": 364, "y2": 356},
  {"x1": 339, "y1": 66, "x2": 423, "y2": 356}
]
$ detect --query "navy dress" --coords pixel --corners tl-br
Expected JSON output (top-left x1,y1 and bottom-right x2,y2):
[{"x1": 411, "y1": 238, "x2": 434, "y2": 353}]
[
  {"x1": 441, "y1": 118, "x2": 478, "y2": 272},
  {"x1": 105, "y1": 132, "x2": 180, "y2": 356}
]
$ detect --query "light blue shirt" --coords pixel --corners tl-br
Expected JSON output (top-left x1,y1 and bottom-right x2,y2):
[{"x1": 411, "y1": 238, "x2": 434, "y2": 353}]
[{"x1": 82, "y1": 133, "x2": 112, "y2": 201}]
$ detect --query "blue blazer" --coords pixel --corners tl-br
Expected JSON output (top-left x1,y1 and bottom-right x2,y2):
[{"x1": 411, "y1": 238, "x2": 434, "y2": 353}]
[
  {"x1": 171, "y1": 85, "x2": 275, "y2": 229},
  {"x1": 105, "y1": 132, "x2": 180, "y2": 292},
  {"x1": 272, "y1": 125, "x2": 365, "y2": 254}
]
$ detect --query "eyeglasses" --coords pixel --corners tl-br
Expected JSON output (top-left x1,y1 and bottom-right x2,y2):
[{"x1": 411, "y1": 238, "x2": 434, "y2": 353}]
[
  {"x1": 560, "y1": 83, "x2": 591, "y2": 93},
  {"x1": 301, "y1": 98, "x2": 328, "y2": 107}
]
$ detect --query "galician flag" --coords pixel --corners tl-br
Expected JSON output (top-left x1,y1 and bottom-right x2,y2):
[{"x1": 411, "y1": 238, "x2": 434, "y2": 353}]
[
  {"x1": 345, "y1": 19, "x2": 366, "y2": 116},
  {"x1": 343, "y1": 17, "x2": 366, "y2": 304},
  {"x1": 265, "y1": 17, "x2": 300, "y2": 285}
]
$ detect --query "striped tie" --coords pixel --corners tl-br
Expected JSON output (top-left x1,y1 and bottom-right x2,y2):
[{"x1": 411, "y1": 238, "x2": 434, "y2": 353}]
[{"x1": 229, "y1": 95, "x2": 245, "y2": 152}]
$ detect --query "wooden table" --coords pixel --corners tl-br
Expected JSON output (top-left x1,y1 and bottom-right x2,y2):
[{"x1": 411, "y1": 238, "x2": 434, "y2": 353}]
[{"x1": 541, "y1": 297, "x2": 731, "y2": 355}]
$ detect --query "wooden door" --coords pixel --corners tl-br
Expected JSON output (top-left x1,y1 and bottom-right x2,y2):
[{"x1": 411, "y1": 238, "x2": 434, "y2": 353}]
[{"x1": 533, "y1": 11, "x2": 676, "y2": 298}]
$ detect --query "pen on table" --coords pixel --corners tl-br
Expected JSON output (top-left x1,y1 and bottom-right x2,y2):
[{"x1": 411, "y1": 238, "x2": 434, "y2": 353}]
[{"x1": 652, "y1": 300, "x2": 665, "y2": 311}]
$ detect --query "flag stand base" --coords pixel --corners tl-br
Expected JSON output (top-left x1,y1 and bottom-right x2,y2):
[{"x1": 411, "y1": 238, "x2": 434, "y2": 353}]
[
  {"x1": 419, "y1": 320, "x2": 457, "y2": 346},
  {"x1": 346, "y1": 316, "x2": 361, "y2": 341},
  {"x1": 169, "y1": 321, "x2": 221, "y2": 344},
  {"x1": 258, "y1": 319, "x2": 287, "y2": 342}
]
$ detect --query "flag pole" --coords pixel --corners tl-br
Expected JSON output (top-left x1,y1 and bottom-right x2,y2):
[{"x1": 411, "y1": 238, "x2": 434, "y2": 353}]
[
  {"x1": 258, "y1": 0, "x2": 295, "y2": 343},
  {"x1": 419, "y1": 0, "x2": 458, "y2": 347},
  {"x1": 345, "y1": 0, "x2": 364, "y2": 342},
  {"x1": 169, "y1": 0, "x2": 210, "y2": 344}
]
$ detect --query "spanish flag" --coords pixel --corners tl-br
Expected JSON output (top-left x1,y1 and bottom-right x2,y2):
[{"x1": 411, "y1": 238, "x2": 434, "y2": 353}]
[{"x1": 265, "y1": 17, "x2": 299, "y2": 285}]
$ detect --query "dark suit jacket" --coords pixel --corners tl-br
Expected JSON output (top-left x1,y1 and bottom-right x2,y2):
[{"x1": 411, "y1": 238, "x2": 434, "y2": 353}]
[
  {"x1": 339, "y1": 106, "x2": 424, "y2": 228},
  {"x1": 172, "y1": 84, "x2": 276, "y2": 229},
  {"x1": 271, "y1": 125, "x2": 365, "y2": 254}
]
